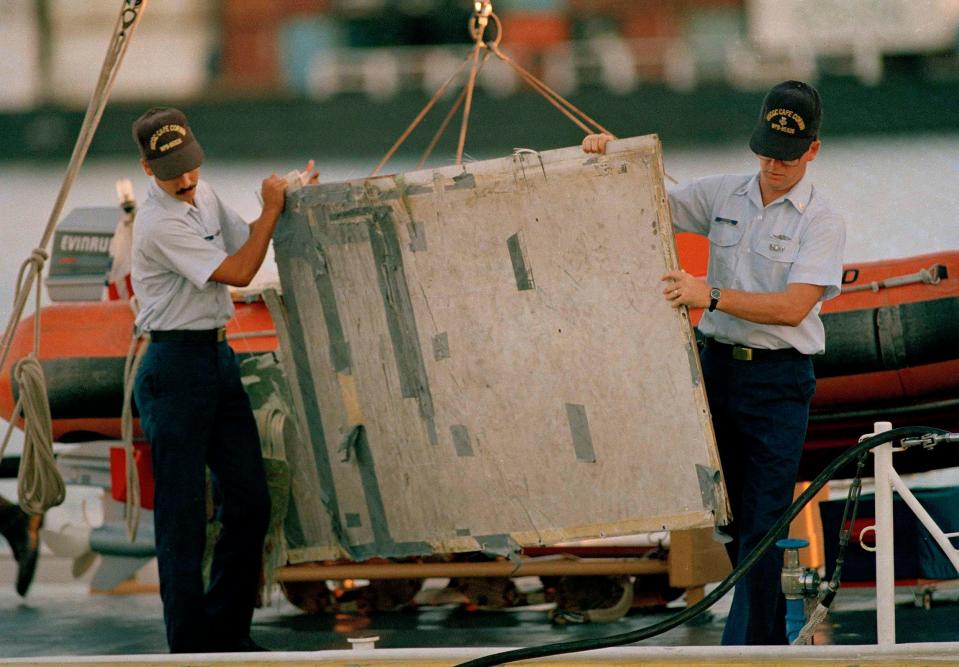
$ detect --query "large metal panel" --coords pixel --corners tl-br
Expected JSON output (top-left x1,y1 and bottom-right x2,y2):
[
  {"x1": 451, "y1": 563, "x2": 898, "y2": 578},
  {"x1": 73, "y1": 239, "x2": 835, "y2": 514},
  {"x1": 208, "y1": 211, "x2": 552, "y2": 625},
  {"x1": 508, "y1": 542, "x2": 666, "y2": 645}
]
[{"x1": 273, "y1": 135, "x2": 727, "y2": 564}]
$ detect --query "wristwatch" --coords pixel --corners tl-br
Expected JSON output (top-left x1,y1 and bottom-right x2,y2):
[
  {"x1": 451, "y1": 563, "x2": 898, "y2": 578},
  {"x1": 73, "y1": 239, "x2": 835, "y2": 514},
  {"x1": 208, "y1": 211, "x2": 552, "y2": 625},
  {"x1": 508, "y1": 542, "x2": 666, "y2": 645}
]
[{"x1": 708, "y1": 287, "x2": 721, "y2": 312}]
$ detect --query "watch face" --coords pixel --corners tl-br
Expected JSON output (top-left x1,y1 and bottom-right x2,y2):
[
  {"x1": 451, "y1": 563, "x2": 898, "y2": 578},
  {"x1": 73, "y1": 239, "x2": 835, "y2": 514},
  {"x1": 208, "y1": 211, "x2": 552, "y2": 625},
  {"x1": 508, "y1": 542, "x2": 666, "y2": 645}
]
[{"x1": 710, "y1": 288, "x2": 721, "y2": 299}]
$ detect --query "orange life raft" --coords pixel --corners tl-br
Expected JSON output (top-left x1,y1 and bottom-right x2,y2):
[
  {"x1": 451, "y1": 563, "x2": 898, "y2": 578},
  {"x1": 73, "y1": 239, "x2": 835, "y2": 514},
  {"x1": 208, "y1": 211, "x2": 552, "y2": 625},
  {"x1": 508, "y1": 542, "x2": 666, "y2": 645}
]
[
  {"x1": 0, "y1": 238, "x2": 956, "y2": 478},
  {"x1": 0, "y1": 296, "x2": 277, "y2": 443},
  {"x1": 682, "y1": 244, "x2": 959, "y2": 477}
]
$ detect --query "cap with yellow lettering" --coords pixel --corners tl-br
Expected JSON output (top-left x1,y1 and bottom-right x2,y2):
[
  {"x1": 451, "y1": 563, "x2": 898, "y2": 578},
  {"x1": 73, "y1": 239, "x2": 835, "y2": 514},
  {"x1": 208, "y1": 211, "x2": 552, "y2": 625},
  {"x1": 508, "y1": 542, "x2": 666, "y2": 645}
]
[
  {"x1": 132, "y1": 107, "x2": 204, "y2": 180},
  {"x1": 749, "y1": 80, "x2": 822, "y2": 161}
]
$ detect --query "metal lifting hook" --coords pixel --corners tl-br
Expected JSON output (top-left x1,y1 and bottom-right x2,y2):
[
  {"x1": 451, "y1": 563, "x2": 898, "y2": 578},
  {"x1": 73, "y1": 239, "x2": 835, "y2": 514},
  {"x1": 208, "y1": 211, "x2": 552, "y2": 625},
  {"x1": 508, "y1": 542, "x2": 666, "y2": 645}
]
[
  {"x1": 469, "y1": 1, "x2": 500, "y2": 47},
  {"x1": 121, "y1": 0, "x2": 145, "y2": 31},
  {"x1": 474, "y1": 0, "x2": 493, "y2": 23}
]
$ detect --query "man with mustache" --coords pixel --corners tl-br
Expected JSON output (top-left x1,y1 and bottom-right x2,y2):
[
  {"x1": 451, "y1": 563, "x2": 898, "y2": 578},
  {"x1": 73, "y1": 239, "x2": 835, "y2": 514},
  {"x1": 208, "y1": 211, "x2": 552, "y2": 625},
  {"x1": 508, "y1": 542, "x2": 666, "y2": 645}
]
[
  {"x1": 131, "y1": 107, "x2": 318, "y2": 653},
  {"x1": 582, "y1": 81, "x2": 845, "y2": 645}
]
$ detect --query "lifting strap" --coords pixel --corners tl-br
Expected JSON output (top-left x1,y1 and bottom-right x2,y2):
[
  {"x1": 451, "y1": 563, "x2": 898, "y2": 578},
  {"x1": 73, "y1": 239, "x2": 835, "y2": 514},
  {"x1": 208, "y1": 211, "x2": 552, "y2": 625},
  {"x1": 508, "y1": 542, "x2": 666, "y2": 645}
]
[{"x1": 371, "y1": 1, "x2": 615, "y2": 177}]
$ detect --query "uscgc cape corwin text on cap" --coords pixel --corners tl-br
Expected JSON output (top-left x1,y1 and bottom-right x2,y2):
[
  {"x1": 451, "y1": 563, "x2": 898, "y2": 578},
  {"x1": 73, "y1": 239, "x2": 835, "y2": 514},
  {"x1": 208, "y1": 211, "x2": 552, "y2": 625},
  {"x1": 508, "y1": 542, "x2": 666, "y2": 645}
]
[
  {"x1": 132, "y1": 107, "x2": 205, "y2": 180},
  {"x1": 749, "y1": 80, "x2": 822, "y2": 162}
]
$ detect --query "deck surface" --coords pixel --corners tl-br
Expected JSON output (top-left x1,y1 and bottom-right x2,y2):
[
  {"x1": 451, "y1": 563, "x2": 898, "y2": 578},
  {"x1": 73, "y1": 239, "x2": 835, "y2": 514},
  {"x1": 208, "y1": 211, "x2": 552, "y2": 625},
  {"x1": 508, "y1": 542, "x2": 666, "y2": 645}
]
[{"x1": 3, "y1": 575, "x2": 959, "y2": 664}]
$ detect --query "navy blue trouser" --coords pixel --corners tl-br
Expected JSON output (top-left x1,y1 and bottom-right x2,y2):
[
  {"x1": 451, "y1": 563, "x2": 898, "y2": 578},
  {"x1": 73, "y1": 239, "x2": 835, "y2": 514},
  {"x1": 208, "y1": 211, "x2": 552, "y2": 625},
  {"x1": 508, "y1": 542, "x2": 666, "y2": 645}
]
[
  {"x1": 700, "y1": 345, "x2": 816, "y2": 645},
  {"x1": 134, "y1": 340, "x2": 271, "y2": 653}
]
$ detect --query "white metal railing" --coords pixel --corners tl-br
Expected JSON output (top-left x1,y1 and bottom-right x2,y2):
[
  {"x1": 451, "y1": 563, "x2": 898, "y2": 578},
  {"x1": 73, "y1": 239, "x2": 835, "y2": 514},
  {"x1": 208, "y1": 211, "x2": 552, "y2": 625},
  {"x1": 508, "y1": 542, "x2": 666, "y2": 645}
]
[{"x1": 862, "y1": 421, "x2": 959, "y2": 645}]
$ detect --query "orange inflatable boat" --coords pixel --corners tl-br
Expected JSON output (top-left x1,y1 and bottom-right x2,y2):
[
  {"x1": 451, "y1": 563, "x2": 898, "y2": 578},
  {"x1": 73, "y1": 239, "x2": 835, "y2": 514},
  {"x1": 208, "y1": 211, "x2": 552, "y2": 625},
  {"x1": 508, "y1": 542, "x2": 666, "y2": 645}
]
[
  {"x1": 682, "y1": 242, "x2": 959, "y2": 477},
  {"x1": 0, "y1": 296, "x2": 277, "y2": 442},
  {"x1": 0, "y1": 225, "x2": 955, "y2": 478}
]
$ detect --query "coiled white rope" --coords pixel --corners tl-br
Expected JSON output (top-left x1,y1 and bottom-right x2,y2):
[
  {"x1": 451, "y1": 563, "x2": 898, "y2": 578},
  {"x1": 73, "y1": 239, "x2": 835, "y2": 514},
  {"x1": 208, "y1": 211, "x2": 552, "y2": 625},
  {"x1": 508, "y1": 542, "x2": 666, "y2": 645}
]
[
  {"x1": 0, "y1": 1, "x2": 150, "y2": 516},
  {"x1": 9, "y1": 358, "x2": 64, "y2": 515},
  {"x1": 0, "y1": 249, "x2": 64, "y2": 514}
]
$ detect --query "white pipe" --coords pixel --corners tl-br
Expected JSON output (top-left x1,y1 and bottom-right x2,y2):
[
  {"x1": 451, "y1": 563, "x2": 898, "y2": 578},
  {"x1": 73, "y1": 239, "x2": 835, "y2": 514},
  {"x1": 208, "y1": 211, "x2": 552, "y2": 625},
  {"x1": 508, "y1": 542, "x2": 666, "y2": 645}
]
[{"x1": 871, "y1": 420, "x2": 895, "y2": 646}]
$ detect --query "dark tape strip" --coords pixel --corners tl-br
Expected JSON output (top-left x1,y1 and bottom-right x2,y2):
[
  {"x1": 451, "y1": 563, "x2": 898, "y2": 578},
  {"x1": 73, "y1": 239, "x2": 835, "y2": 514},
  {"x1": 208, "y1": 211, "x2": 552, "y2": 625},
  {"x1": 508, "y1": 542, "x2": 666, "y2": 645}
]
[
  {"x1": 368, "y1": 207, "x2": 438, "y2": 446},
  {"x1": 696, "y1": 464, "x2": 722, "y2": 513},
  {"x1": 507, "y1": 233, "x2": 535, "y2": 291},
  {"x1": 313, "y1": 245, "x2": 352, "y2": 373},
  {"x1": 687, "y1": 342, "x2": 701, "y2": 386},
  {"x1": 271, "y1": 204, "x2": 311, "y2": 257},
  {"x1": 432, "y1": 332, "x2": 450, "y2": 360},
  {"x1": 475, "y1": 533, "x2": 522, "y2": 559},
  {"x1": 450, "y1": 425, "x2": 474, "y2": 457},
  {"x1": 353, "y1": 425, "x2": 394, "y2": 547},
  {"x1": 346, "y1": 539, "x2": 434, "y2": 560},
  {"x1": 393, "y1": 176, "x2": 427, "y2": 253},
  {"x1": 566, "y1": 403, "x2": 597, "y2": 462},
  {"x1": 345, "y1": 513, "x2": 362, "y2": 528},
  {"x1": 297, "y1": 182, "x2": 356, "y2": 208},
  {"x1": 447, "y1": 171, "x2": 476, "y2": 190},
  {"x1": 283, "y1": 493, "x2": 308, "y2": 550},
  {"x1": 338, "y1": 424, "x2": 363, "y2": 463},
  {"x1": 342, "y1": 423, "x2": 437, "y2": 558},
  {"x1": 407, "y1": 222, "x2": 427, "y2": 252},
  {"x1": 268, "y1": 258, "x2": 351, "y2": 555},
  {"x1": 368, "y1": 208, "x2": 420, "y2": 397},
  {"x1": 321, "y1": 222, "x2": 370, "y2": 246}
]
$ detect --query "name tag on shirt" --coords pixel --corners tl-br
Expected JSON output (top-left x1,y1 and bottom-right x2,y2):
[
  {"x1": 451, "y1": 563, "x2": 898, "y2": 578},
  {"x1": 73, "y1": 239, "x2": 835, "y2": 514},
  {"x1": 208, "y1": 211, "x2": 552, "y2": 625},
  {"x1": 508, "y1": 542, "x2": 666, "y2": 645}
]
[
  {"x1": 714, "y1": 216, "x2": 738, "y2": 225},
  {"x1": 203, "y1": 229, "x2": 222, "y2": 241}
]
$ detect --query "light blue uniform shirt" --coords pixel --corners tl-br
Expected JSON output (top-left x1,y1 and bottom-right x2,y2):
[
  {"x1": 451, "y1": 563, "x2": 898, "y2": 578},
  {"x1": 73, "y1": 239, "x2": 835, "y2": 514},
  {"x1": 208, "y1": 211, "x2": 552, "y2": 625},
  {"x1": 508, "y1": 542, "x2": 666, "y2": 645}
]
[
  {"x1": 669, "y1": 172, "x2": 845, "y2": 354},
  {"x1": 132, "y1": 179, "x2": 250, "y2": 331}
]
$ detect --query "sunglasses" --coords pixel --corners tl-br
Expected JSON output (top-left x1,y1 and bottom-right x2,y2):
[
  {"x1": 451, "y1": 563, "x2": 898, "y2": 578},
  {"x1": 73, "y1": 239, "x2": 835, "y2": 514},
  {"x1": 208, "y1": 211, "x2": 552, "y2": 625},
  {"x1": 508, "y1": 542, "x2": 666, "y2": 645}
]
[{"x1": 754, "y1": 154, "x2": 801, "y2": 167}]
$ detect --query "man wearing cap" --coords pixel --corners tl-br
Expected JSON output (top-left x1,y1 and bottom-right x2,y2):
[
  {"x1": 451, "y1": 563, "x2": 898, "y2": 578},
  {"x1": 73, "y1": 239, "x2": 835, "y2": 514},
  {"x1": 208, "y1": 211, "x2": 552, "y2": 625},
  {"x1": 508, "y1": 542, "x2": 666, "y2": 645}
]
[
  {"x1": 130, "y1": 107, "x2": 317, "y2": 652},
  {"x1": 583, "y1": 80, "x2": 845, "y2": 644}
]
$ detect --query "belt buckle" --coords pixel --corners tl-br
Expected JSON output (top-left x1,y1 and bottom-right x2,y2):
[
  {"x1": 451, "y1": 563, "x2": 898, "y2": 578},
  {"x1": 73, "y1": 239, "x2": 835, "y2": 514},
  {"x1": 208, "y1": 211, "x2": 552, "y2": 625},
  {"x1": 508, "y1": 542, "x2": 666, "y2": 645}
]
[
  {"x1": 732, "y1": 345, "x2": 753, "y2": 361},
  {"x1": 217, "y1": 328, "x2": 227, "y2": 342}
]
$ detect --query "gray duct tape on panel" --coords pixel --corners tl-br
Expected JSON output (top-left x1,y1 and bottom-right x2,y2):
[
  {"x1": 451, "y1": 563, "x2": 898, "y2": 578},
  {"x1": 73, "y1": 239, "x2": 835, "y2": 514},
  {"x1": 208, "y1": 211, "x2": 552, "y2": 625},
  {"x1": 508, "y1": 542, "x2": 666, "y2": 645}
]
[{"x1": 273, "y1": 135, "x2": 727, "y2": 559}]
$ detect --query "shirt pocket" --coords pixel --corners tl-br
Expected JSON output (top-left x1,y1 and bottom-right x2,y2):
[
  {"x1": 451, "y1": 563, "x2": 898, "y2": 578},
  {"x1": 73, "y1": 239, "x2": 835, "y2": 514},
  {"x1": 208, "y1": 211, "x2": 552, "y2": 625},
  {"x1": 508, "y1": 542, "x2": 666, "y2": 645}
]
[
  {"x1": 707, "y1": 217, "x2": 746, "y2": 283},
  {"x1": 750, "y1": 234, "x2": 799, "y2": 290}
]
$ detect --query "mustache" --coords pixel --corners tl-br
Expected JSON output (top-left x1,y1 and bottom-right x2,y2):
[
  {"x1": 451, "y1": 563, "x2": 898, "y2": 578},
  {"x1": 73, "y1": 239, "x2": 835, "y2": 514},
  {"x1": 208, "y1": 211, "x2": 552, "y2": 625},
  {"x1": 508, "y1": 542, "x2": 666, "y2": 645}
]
[{"x1": 176, "y1": 183, "x2": 196, "y2": 195}]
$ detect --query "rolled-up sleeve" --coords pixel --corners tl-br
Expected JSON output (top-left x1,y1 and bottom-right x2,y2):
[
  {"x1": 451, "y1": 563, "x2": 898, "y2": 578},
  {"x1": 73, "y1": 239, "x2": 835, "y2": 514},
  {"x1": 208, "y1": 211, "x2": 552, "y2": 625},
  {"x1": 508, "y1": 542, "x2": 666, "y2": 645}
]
[{"x1": 788, "y1": 210, "x2": 846, "y2": 301}]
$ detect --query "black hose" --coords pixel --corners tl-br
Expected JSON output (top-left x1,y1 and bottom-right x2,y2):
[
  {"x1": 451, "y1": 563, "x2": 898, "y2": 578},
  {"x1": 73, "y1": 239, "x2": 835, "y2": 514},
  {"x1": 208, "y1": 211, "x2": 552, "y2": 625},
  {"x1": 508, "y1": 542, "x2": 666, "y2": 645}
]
[
  {"x1": 819, "y1": 450, "x2": 870, "y2": 610},
  {"x1": 456, "y1": 425, "x2": 948, "y2": 667}
]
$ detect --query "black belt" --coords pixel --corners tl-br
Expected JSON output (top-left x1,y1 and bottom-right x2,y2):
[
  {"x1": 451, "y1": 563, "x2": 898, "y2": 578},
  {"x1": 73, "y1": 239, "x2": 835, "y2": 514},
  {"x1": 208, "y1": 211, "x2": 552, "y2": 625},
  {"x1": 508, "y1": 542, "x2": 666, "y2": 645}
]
[
  {"x1": 703, "y1": 337, "x2": 806, "y2": 362},
  {"x1": 150, "y1": 328, "x2": 226, "y2": 343}
]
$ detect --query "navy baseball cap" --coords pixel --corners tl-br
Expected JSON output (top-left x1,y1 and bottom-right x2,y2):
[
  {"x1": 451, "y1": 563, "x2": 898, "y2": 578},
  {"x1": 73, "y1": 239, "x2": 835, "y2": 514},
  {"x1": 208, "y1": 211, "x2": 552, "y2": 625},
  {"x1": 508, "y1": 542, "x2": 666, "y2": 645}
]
[
  {"x1": 749, "y1": 81, "x2": 822, "y2": 161},
  {"x1": 132, "y1": 107, "x2": 204, "y2": 180}
]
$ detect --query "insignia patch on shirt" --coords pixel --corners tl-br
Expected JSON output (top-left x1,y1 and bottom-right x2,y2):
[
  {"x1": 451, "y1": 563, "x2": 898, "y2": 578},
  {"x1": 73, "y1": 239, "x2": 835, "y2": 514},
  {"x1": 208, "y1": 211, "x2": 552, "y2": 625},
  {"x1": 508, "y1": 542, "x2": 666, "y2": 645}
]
[{"x1": 714, "y1": 216, "x2": 738, "y2": 225}]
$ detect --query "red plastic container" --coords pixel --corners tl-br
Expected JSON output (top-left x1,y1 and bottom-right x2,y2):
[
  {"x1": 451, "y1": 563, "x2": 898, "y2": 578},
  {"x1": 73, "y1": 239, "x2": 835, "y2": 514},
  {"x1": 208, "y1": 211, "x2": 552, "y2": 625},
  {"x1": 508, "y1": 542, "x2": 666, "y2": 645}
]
[{"x1": 109, "y1": 443, "x2": 155, "y2": 510}]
